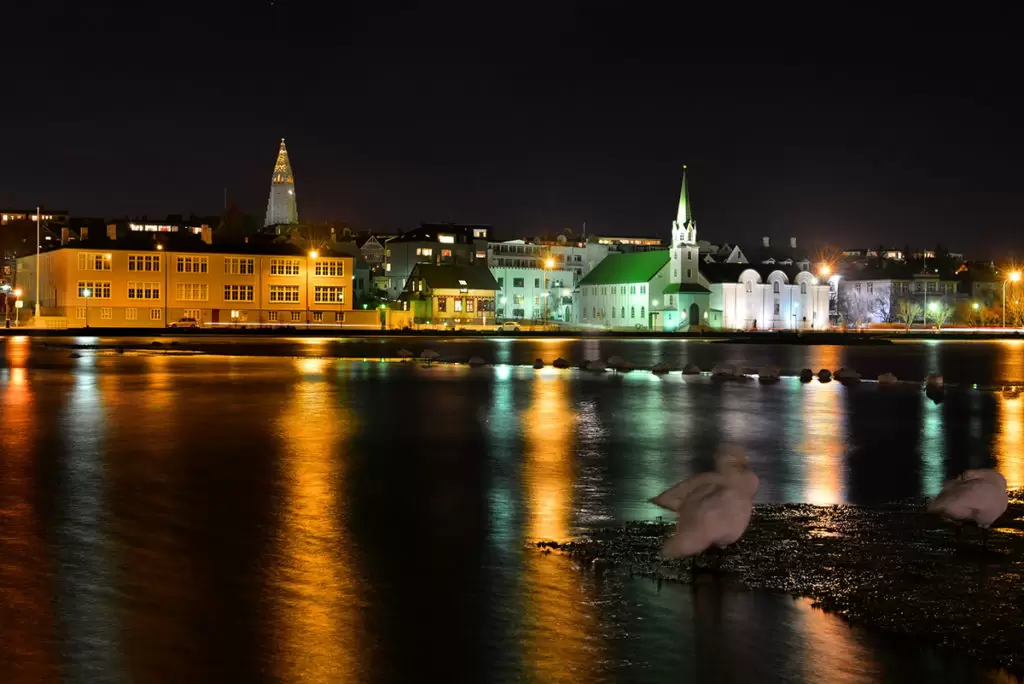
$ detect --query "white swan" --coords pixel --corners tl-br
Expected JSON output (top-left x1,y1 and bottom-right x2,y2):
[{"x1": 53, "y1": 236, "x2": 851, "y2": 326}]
[
  {"x1": 928, "y1": 469, "x2": 1008, "y2": 546},
  {"x1": 651, "y1": 448, "x2": 760, "y2": 559}
]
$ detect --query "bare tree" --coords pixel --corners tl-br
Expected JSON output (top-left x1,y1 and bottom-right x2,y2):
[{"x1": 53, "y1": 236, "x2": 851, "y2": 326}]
[
  {"x1": 896, "y1": 298, "x2": 923, "y2": 330},
  {"x1": 840, "y1": 290, "x2": 886, "y2": 327},
  {"x1": 928, "y1": 302, "x2": 954, "y2": 329}
]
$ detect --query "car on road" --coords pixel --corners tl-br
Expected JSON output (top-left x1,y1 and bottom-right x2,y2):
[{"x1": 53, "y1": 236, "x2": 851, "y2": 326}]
[
  {"x1": 169, "y1": 317, "x2": 200, "y2": 329},
  {"x1": 497, "y1": 321, "x2": 521, "y2": 333}
]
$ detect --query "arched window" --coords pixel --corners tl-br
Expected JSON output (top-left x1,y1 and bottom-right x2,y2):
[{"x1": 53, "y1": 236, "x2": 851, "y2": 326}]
[
  {"x1": 631, "y1": 306, "x2": 636, "y2": 319},
  {"x1": 800, "y1": 282, "x2": 807, "y2": 294},
  {"x1": 773, "y1": 281, "x2": 780, "y2": 294},
  {"x1": 745, "y1": 280, "x2": 752, "y2": 293},
  {"x1": 687, "y1": 268, "x2": 692, "y2": 279}
]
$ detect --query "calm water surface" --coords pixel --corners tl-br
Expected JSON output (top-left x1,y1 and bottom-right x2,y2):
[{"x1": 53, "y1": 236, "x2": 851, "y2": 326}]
[{"x1": 0, "y1": 338, "x2": 1018, "y2": 682}]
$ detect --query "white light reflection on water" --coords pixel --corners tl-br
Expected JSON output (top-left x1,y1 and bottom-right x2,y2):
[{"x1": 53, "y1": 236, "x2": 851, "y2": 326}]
[{"x1": 920, "y1": 395, "x2": 946, "y2": 497}]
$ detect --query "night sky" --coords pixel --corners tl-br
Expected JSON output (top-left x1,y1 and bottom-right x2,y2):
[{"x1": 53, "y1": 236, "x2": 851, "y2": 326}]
[{"x1": 4, "y1": 3, "x2": 1022, "y2": 257}]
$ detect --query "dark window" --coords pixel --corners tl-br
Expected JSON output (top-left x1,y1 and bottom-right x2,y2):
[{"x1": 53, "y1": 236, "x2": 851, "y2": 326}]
[
  {"x1": 534, "y1": 278, "x2": 540, "y2": 288},
  {"x1": 497, "y1": 277, "x2": 504, "y2": 288},
  {"x1": 513, "y1": 278, "x2": 524, "y2": 288}
]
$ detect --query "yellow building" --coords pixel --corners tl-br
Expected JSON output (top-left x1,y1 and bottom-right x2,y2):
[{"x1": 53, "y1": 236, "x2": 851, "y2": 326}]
[
  {"x1": 400, "y1": 263, "x2": 498, "y2": 325},
  {"x1": 15, "y1": 238, "x2": 356, "y2": 329}
]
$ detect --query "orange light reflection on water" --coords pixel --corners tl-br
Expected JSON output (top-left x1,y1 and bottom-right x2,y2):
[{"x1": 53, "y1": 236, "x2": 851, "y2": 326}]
[
  {"x1": 269, "y1": 359, "x2": 364, "y2": 682},
  {"x1": 799, "y1": 346, "x2": 845, "y2": 504},
  {"x1": 996, "y1": 392, "x2": 1024, "y2": 489},
  {"x1": 521, "y1": 375, "x2": 601, "y2": 683}
]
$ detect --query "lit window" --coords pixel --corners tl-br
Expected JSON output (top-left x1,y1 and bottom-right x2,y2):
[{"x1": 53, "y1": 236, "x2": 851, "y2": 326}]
[
  {"x1": 75, "y1": 307, "x2": 86, "y2": 320},
  {"x1": 314, "y1": 286, "x2": 345, "y2": 304},
  {"x1": 78, "y1": 281, "x2": 112, "y2": 298},
  {"x1": 438, "y1": 234, "x2": 455, "y2": 244},
  {"x1": 224, "y1": 257, "x2": 255, "y2": 275},
  {"x1": 127, "y1": 281, "x2": 161, "y2": 300},
  {"x1": 314, "y1": 260, "x2": 345, "y2": 277},
  {"x1": 175, "y1": 283, "x2": 209, "y2": 301},
  {"x1": 269, "y1": 285, "x2": 300, "y2": 302},
  {"x1": 269, "y1": 259, "x2": 300, "y2": 275},
  {"x1": 223, "y1": 284, "x2": 254, "y2": 302},
  {"x1": 129, "y1": 255, "x2": 161, "y2": 272},
  {"x1": 773, "y1": 282, "x2": 780, "y2": 294},
  {"x1": 150, "y1": 308, "x2": 163, "y2": 321},
  {"x1": 291, "y1": 311, "x2": 302, "y2": 322},
  {"x1": 125, "y1": 308, "x2": 138, "y2": 321}
]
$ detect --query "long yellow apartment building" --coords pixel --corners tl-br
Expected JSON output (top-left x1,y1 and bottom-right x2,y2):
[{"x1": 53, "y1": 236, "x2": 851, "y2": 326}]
[{"x1": 16, "y1": 239, "x2": 358, "y2": 328}]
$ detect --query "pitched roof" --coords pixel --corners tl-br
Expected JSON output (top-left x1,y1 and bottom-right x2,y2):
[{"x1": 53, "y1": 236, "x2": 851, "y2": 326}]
[
  {"x1": 663, "y1": 282, "x2": 710, "y2": 294},
  {"x1": 413, "y1": 263, "x2": 499, "y2": 290},
  {"x1": 578, "y1": 250, "x2": 670, "y2": 285},
  {"x1": 699, "y1": 262, "x2": 804, "y2": 284}
]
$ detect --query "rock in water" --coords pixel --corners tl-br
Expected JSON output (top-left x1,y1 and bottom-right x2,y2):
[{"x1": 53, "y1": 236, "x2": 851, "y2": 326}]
[
  {"x1": 799, "y1": 368, "x2": 814, "y2": 383},
  {"x1": 758, "y1": 365, "x2": 781, "y2": 383},
  {"x1": 925, "y1": 373, "x2": 944, "y2": 390},
  {"x1": 835, "y1": 367, "x2": 862, "y2": 383},
  {"x1": 533, "y1": 358, "x2": 545, "y2": 369},
  {"x1": 712, "y1": 363, "x2": 738, "y2": 378},
  {"x1": 682, "y1": 363, "x2": 701, "y2": 375},
  {"x1": 467, "y1": 355, "x2": 487, "y2": 367},
  {"x1": 552, "y1": 357, "x2": 570, "y2": 369},
  {"x1": 818, "y1": 369, "x2": 832, "y2": 382},
  {"x1": 651, "y1": 361, "x2": 671, "y2": 374},
  {"x1": 878, "y1": 372, "x2": 898, "y2": 385},
  {"x1": 586, "y1": 359, "x2": 607, "y2": 372}
]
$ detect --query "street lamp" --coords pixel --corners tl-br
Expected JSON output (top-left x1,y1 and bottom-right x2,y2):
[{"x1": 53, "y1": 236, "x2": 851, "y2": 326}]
[
  {"x1": 82, "y1": 287, "x2": 92, "y2": 328},
  {"x1": 819, "y1": 263, "x2": 831, "y2": 277},
  {"x1": 1004, "y1": 271, "x2": 1021, "y2": 328},
  {"x1": 307, "y1": 250, "x2": 318, "y2": 327},
  {"x1": 13, "y1": 288, "x2": 22, "y2": 327}
]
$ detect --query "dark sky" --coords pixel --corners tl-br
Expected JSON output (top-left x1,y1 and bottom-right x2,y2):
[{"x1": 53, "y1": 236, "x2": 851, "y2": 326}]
[{"x1": 4, "y1": 2, "x2": 1022, "y2": 257}]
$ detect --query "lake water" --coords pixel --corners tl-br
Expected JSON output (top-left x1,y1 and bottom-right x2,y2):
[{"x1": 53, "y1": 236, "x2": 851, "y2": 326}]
[{"x1": 0, "y1": 336, "x2": 1018, "y2": 682}]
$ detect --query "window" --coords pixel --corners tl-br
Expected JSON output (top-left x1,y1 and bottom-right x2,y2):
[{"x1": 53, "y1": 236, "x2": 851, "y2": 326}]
[
  {"x1": 128, "y1": 281, "x2": 161, "y2": 300},
  {"x1": 855, "y1": 283, "x2": 861, "y2": 292},
  {"x1": 630, "y1": 285, "x2": 636, "y2": 294},
  {"x1": 927, "y1": 282, "x2": 936, "y2": 293},
  {"x1": 513, "y1": 278, "x2": 524, "y2": 288},
  {"x1": 176, "y1": 256, "x2": 208, "y2": 273},
  {"x1": 773, "y1": 301, "x2": 780, "y2": 315},
  {"x1": 314, "y1": 259, "x2": 345, "y2": 277},
  {"x1": 415, "y1": 247, "x2": 434, "y2": 257},
  {"x1": 640, "y1": 284, "x2": 646, "y2": 294},
  {"x1": 75, "y1": 307, "x2": 86, "y2": 319},
  {"x1": 592, "y1": 307, "x2": 596, "y2": 318},
  {"x1": 513, "y1": 294, "x2": 524, "y2": 306},
  {"x1": 269, "y1": 285, "x2": 300, "y2": 302},
  {"x1": 773, "y1": 282, "x2": 780, "y2": 294},
  {"x1": 441, "y1": 249, "x2": 452, "y2": 258},
  {"x1": 631, "y1": 306, "x2": 636, "y2": 319},
  {"x1": 100, "y1": 307, "x2": 112, "y2": 320},
  {"x1": 268, "y1": 311, "x2": 279, "y2": 322},
  {"x1": 77, "y1": 252, "x2": 112, "y2": 271},
  {"x1": 612, "y1": 307, "x2": 616, "y2": 319},
  {"x1": 497, "y1": 277, "x2": 504, "y2": 288},
  {"x1": 129, "y1": 255, "x2": 161, "y2": 272},
  {"x1": 640, "y1": 306, "x2": 645, "y2": 319},
  {"x1": 175, "y1": 283, "x2": 208, "y2": 301},
  {"x1": 533, "y1": 296, "x2": 541, "y2": 308},
  {"x1": 269, "y1": 258, "x2": 300, "y2": 275},
  {"x1": 534, "y1": 278, "x2": 540, "y2": 288},
  {"x1": 800, "y1": 282, "x2": 807, "y2": 294},
  {"x1": 621, "y1": 306, "x2": 625, "y2": 318},
  {"x1": 687, "y1": 269, "x2": 692, "y2": 279},
  {"x1": 438, "y1": 297, "x2": 447, "y2": 312},
  {"x1": 183, "y1": 309, "x2": 202, "y2": 320},
  {"x1": 224, "y1": 257, "x2": 255, "y2": 275},
  {"x1": 438, "y1": 234, "x2": 455, "y2": 244},
  {"x1": 125, "y1": 308, "x2": 138, "y2": 321},
  {"x1": 291, "y1": 312, "x2": 302, "y2": 322},
  {"x1": 150, "y1": 308, "x2": 163, "y2": 321},
  {"x1": 77, "y1": 281, "x2": 112, "y2": 298},
  {"x1": 745, "y1": 281, "x2": 752, "y2": 293},
  {"x1": 314, "y1": 286, "x2": 345, "y2": 304},
  {"x1": 454, "y1": 298, "x2": 464, "y2": 312},
  {"x1": 224, "y1": 284, "x2": 254, "y2": 302},
  {"x1": 313, "y1": 311, "x2": 324, "y2": 322},
  {"x1": 669, "y1": 295, "x2": 675, "y2": 307},
  {"x1": 867, "y1": 282, "x2": 874, "y2": 294},
  {"x1": 230, "y1": 310, "x2": 248, "y2": 323},
  {"x1": 475, "y1": 250, "x2": 486, "y2": 259},
  {"x1": 385, "y1": 263, "x2": 391, "y2": 272}
]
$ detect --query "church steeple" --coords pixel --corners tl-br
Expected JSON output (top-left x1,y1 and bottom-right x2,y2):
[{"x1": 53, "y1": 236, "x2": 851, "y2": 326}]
[
  {"x1": 264, "y1": 138, "x2": 299, "y2": 227},
  {"x1": 669, "y1": 165, "x2": 699, "y2": 285}
]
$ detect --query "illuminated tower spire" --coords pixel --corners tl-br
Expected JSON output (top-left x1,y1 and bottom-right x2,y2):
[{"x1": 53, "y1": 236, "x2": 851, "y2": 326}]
[
  {"x1": 264, "y1": 138, "x2": 298, "y2": 227},
  {"x1": 670, "y1": 165, "x2": 699, "y2": 284}
]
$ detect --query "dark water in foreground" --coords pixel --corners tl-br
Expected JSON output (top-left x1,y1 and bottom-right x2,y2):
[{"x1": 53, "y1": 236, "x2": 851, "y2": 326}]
[{"x1": 0, "y1": 339, "x2": 1017, "y2": 682}]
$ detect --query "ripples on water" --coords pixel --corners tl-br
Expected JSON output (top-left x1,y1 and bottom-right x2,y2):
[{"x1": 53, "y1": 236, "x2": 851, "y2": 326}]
[{"x1": 0, "y1": 337, "x2": 1018, "y2": 683}]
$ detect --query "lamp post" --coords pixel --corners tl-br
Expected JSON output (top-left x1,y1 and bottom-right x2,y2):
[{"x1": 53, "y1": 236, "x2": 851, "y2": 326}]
[
  {"x1": 34, "y1": 205, "x2": 40, "y2": 322},
  {"x1": 307, "y1": 250, "x2": 318, "y2": 328},
  {"x1": 13, "y1": 288, "x2": 23, "y2": 327},
  {"x1": 1004, "y1": 271, "x2": 1021, "y2": 328},
  {"x1": 82, "y1": 287, "x2": 91, "y2": 328},
  {"x1": 543, "y1": 257, "x2": 554, "y2": 324},
  {"x1": 338, "y1": 291, "x2": 344, "y2": 327},
  {"x1": 157, "y1": 243, "x2": 168, "y2": 326}
]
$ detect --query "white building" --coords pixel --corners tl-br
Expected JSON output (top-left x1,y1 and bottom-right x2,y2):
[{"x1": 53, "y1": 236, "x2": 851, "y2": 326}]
[
  {"x1": 703, "y1": 264, "x2": 830, "y2": 330},
  {"x1": 578, "y1": 167, "x2": 830, "y2": 331},
  {"x1": 488, "y1": 238, "x2": 609, "y2": 321}
]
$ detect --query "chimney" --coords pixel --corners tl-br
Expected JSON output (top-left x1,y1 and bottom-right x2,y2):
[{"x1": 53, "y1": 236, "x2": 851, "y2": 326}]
[
  {"x1": 790, "y1": 237, "x2": 797, "y2": 249},
  {"x1": 762, "y1": 236, "x2": 770, "y2": 248},
  {"x1": 201, "y1": 225, "x2": 213, "y2": 245},
  {"x1": 107, "y1": 224, "x2": 117, "y2": 240},
  {"x1": 61, "y1": 227, "x2": 70, "y2": 245}
]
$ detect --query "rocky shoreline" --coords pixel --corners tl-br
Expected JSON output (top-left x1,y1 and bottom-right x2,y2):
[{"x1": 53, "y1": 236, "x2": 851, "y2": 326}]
[{"x1": 537, "y1": 493, "x2": 1024, "y2": 678}]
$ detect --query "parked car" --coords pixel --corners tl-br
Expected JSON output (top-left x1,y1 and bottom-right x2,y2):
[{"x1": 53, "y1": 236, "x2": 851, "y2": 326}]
[
  {"x1": 497, "y1": 321, "x2": 521, "y2": 333},
  {"x1": 169, "y1": 317, "x2": 200, "y2": 329}
]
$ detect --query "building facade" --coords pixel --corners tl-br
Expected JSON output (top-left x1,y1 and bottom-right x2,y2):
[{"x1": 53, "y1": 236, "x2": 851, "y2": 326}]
[
  {"x1": 264, "y1": 139, "x2": 298, "y2": 227},
  {"x1": 704, "y1": 264, "x2": 829, "y2": 330},
  {"x1": 401, "y1": 263, "x2": 498, "y2": 325},
  {"x1": 838, "y1": 272, "x2": 960, "y2": 325},
  {"x1": 382, "y1": 223, "x2": 489, "y2": 300},
  {"x1": 578, "y1": 250, "x2": 672, "y2": 329},
  {"x1": 15, "y1": 240, "x2": 355, "y2": 328}
]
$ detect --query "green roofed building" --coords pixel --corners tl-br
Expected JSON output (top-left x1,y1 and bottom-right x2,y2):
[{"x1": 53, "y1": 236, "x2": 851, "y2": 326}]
[{"x1": 578, "y1": 167, "x2": 711, "y2": 330}]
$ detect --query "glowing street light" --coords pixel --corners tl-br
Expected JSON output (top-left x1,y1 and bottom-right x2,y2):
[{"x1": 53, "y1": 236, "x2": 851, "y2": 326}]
[
  {"x1": 82, "y1": 287, "x2": 92, "y2": 328},
  {"x1": 972, "y1": 302, "x2": 980, "y2": 310},
  {"x1": 928, "y1": 300, "x2": 939, "y2": 312},
  {"x1": 1003, "y1": 271, "x2": 1021, "y2": 329},
  {"x1": 544, "y1": 257, "x2": 555, "y2": 269},
  {"x1": 819, "y1": 263, "x2": 832, "y2": 277}
]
